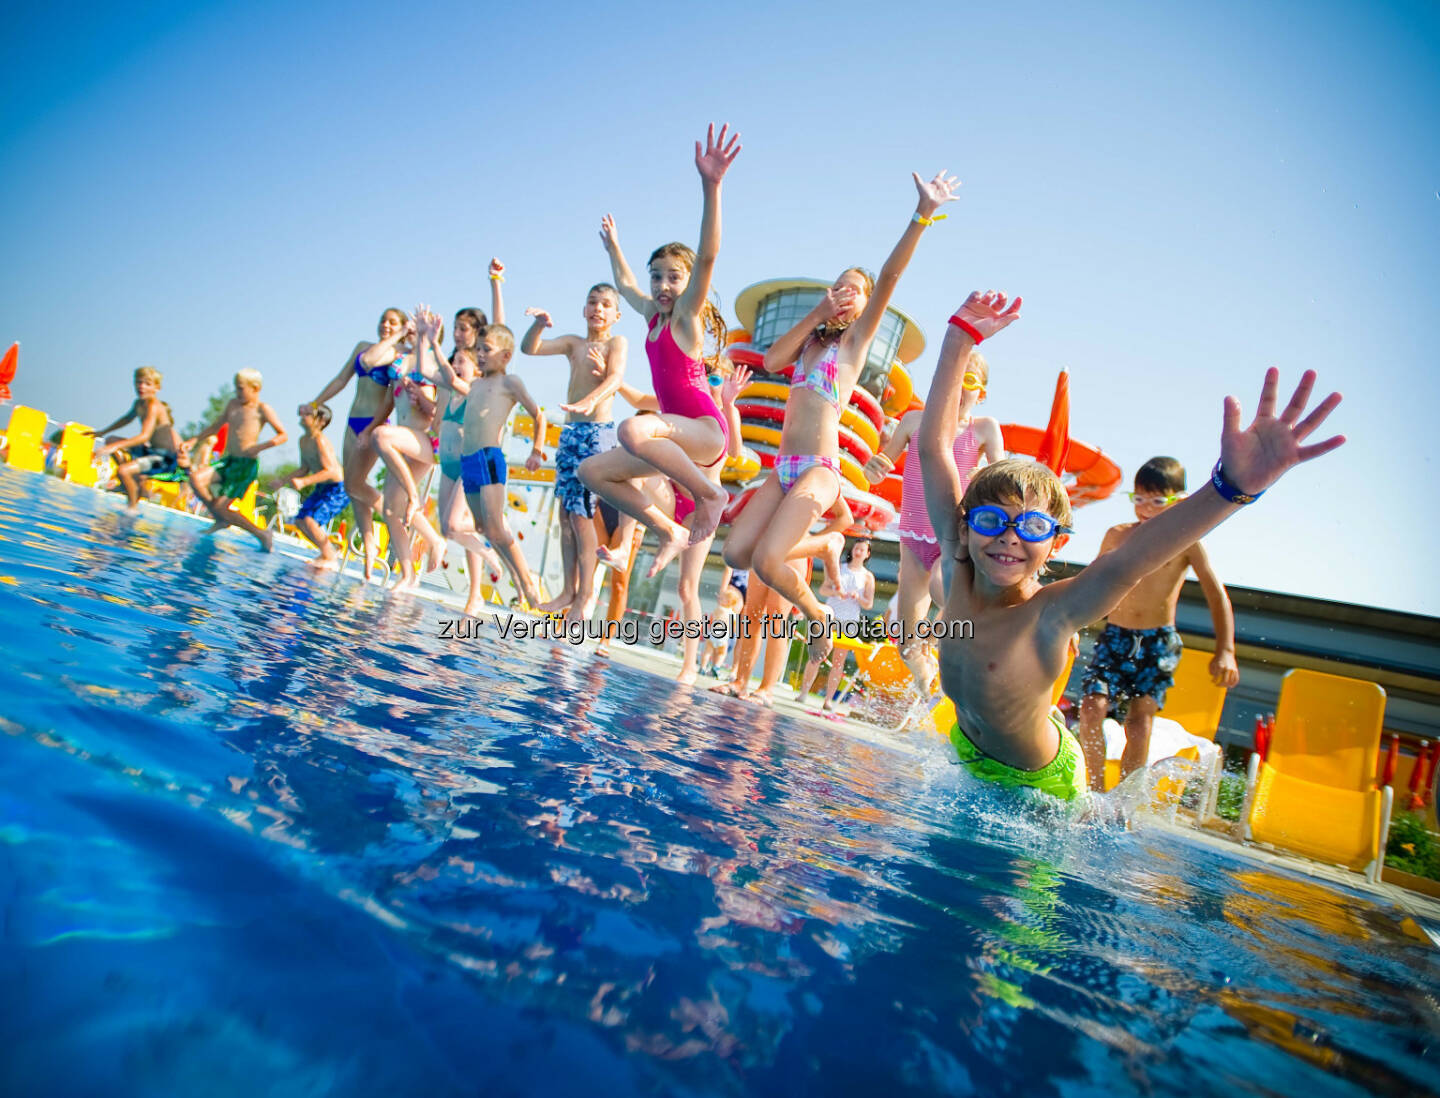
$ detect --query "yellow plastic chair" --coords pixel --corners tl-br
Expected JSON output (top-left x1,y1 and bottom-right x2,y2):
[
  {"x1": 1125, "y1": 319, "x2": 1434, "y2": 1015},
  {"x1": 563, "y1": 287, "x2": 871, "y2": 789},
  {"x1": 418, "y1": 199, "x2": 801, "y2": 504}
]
[
  {"x1": 232, "y1": 481, "x2": 261, "y2": 525},
  {"x1": 59, "y1": 423, "x2": 98, "y2": 485},
  {"x1": 1158, "y1": 647, "x2": 1231, "y2": 819},
  {"x1": 1241, "y1": 668, "x2": 1391, "y2": 881},
  {"x1": 3, "y1": 405, "x2": 48, "y2": 473}
]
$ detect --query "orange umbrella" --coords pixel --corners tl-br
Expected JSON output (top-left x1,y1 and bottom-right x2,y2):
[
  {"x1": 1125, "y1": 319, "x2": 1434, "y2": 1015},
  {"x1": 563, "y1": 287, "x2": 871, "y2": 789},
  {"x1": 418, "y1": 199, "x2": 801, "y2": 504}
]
[
  {"x1": 1035, "y1": 370, "x2": 1071, "y2": 474},
  {"x1": 0, "y1": 343, "x2": 17, "y2": 401}
]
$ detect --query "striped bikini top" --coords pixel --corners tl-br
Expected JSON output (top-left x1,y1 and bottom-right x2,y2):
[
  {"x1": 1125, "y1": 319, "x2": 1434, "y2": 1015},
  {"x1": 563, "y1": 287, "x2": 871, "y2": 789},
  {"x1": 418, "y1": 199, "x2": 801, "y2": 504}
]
[{"x1": 897, "y1": 422, "x2": 983, "y2": 540}]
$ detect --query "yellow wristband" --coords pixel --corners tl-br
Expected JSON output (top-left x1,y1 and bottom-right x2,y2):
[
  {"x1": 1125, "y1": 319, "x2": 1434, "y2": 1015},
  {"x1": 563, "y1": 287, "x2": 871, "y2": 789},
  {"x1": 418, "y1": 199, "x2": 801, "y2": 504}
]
[
  {"x1": 489, "y1": 274, "x2": 504, "y2": 282},
  {"x1": 912, "y1": 212, "x2": 947, "y2": 227}
]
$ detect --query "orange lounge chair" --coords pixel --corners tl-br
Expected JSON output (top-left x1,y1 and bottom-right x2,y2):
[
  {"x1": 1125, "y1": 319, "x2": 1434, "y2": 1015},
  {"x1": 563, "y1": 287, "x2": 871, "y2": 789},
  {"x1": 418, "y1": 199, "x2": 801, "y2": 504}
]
[{"x1": 1241, "y1": 668, "x2": 1391, "y2": 881}]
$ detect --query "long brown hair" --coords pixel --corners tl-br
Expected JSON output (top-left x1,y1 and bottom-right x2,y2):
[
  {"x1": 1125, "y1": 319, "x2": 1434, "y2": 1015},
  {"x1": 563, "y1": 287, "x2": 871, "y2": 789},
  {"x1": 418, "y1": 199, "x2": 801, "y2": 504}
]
[{"x1": 648, "y1": 242, "x2": 729, "y2": 372}]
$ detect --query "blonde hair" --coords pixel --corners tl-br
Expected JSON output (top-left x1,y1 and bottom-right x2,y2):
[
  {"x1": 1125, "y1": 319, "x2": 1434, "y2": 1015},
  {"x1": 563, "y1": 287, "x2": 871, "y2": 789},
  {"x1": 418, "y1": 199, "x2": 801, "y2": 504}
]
[
  {"x1": 967, "y1": 351, "x2": 989, "y2": 388},
  {"x1": 486, "y1": 324, "x2": 516, "y2": 357},
  {"x1": 962, "y1": 458, "x2": 1072, "y2": 529},
  {"x1": 647, "y1": 242, "x2": 729, "y2": 372},
  {"x1": 134, "y1": 366, "x2": 162, "y2": 387},
  {"x1": 718, "y1": 585, "x2": 743, "y2": 611},
  {"x1": 235, "y1": 368, "x2": 263, "y2": 391}
]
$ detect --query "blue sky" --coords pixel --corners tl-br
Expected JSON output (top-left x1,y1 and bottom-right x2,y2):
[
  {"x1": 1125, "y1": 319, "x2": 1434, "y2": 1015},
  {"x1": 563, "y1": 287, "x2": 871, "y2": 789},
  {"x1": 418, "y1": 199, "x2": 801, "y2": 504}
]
[{"x1": 2, "y1": 0, "x2": 1437, "y2": 615}]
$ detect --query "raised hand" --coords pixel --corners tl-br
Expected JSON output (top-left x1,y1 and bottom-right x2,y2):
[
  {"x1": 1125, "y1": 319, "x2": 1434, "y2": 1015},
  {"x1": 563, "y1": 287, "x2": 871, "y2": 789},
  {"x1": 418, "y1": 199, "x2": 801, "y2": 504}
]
[
  {"x1": 599, "y1": 214, "x2": 619, "y2": 254},
  {"x1": 912, "y1": 170, "x2": 961, "y2": 217},
  {"x1": 952, "y1": 290, "x2": 1023, "y2": 342},
  {"x1": 489, "y1": 257, "x2": 505, "y2": 281},
  {"x1": 818, "y1": 285, "x2": 859, "y2": 322},
  {"x1": 694, "y1": 122, "x2": 741, "y2": 186},
  {"x1": 413, "y1": 306, "x2": 433, "y2": 340},
  {"x1": 1217, "y1": 369, "x2": 1344, "y2": 497},
  {"x1": 720, "y1": 363, "x2": 752, "y2": 407},
  {"x1": 524, "y1": 307, "x2": 553, "y2": 328}
]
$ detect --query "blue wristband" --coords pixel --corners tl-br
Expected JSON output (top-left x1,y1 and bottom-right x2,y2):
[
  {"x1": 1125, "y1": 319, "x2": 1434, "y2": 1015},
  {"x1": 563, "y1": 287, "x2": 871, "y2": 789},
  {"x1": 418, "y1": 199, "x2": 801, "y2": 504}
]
[{"x1": 1211, "y1": 461, "x2": 1263, "y2": 505}]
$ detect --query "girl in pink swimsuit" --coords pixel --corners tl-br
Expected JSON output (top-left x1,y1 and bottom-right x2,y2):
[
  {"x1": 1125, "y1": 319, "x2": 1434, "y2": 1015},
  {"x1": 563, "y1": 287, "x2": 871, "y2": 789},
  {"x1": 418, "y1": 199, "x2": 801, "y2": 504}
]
[
  {"x1": 864, "y1": 353, "x2": 1004, "y2": 694},
  {"x1": 722, "y1": 169, "x2": 960, "y2": 665},
  {"x1": 577, "y1": 123, "x2": 742, "y2": 685}
]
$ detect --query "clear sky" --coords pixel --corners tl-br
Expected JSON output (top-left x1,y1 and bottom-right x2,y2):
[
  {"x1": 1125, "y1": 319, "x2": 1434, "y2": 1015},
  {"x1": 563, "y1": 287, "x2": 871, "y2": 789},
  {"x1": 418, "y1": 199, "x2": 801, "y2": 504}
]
[{"x1": 3, "y1": 0, "x2": 1437, "y2": 615}]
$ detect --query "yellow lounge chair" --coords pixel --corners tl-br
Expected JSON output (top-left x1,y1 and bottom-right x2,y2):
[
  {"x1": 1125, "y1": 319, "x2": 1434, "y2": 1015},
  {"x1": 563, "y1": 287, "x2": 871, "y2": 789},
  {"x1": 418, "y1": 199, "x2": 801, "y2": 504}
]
[
  {"x1": 3, "y1": 405, "x2": 48, "y2": 473},
  {"x1": 59, "y1": 423, "x2": 98, "y2": 486},
  {"x1": 1241, "y1": 668, "x2": 1391, "y2": 881}
]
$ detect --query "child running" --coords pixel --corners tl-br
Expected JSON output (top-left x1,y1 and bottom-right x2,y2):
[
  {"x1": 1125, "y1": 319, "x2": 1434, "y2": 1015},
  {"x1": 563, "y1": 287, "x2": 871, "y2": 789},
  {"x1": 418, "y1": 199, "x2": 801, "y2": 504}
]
[
  {"x1": 920, "y1": 290, "x2": 1343, "y2": 803},
  {"x1": 184, "y1": 369, "x2": 288, "y2": 550},
  {"x1": 580, "y1": 123, "x2": 741, "y2": 579},
  {"x1": 92, "y1": 366, "x2": 183, "y2": 511},
  {"x1": 723, "y1": 168, "x2": 960, "y2": 668},
  {"x1": 307, "y1": 308, "x2": 414, "y2": 577},
  {"x1": 520, "y1": 283, "x2": 628, "y2": 622},
  {"x1": 427, "y1": 318, "x2": 546, "y2": 609},
  {"x1": 286, "y1": 403, "x2": 348, "y2": 570},
  {"x1": 865, "y1": 352, "x2": 1002, "y2": 696},
  {"x1": 1074, "y1": 457, "x2": 1240, "y2": 790}
]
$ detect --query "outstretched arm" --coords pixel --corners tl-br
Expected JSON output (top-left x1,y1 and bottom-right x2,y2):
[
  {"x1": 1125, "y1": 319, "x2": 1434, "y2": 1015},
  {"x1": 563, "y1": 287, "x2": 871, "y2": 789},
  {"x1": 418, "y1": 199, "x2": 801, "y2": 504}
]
[
  {"x1": 863, "y1": 409, "x2": 921, "y2": 484},
  {"x1": 359, "y1": 321, "x2": 411, "y2": 369},
  {"x1": 509, "y1": 378, "x2": 547, "y2": 472},
  {"x1": 674, "y1": 123, "x2": 741, "y2": 329},
  {"x1": 1189, "y1": 542, "x2": 1240, "y2": 687},
  {"x1": 1048, "y1": 369, "x2": 1344, "y2": 634},
  {"x1": 308, "y1": 342, "x2": 365, "y2": 408},
  {"x1": 616, "y1": 381, "x2": 660, "y2": 412},
  {"x1": 91, "y1": 401, "x2": 140, "y2": 438},
  {"x1": 919, "y1": 293, "x2": 1023, "y2": 551},
  {"x1": 844, "y1": 171, "x2": 960, "y2": 353},
  {"x1": 520, "y1": 309, "x2": 575, "y2": 357},
  {"x1": 246, "y1": 403, "x2": 289, "y2": 458},
  {"x1": 599, "y1": 215, "x2": 653, "y2": 319},
  {"x1": 488, "y1": 258, "x2": 506, "y2": 327},
  {"x1": 718, "y1": 363, "x2": 752, "y2": 458}
]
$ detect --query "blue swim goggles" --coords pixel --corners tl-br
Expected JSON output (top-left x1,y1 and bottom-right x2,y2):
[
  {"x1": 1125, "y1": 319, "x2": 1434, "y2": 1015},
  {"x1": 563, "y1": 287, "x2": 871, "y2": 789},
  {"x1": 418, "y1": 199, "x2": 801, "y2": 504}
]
[{"x1": 965, "y1": 505, "x2": 1072, "y2": 542}]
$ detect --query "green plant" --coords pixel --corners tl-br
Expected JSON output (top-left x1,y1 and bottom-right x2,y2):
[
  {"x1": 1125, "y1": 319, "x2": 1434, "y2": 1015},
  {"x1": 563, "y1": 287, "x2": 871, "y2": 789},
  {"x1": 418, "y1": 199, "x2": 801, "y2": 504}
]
[{"x1": 1385, "y1": 811, "x2": 1440, "y2": 880}]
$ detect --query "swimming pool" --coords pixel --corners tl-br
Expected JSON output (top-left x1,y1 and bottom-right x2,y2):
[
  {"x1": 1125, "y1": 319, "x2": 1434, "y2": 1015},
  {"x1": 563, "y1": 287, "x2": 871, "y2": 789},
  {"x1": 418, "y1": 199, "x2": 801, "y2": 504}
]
[{"x1": 1, "y1": 468, "x2": 1436, "y2": 1097}]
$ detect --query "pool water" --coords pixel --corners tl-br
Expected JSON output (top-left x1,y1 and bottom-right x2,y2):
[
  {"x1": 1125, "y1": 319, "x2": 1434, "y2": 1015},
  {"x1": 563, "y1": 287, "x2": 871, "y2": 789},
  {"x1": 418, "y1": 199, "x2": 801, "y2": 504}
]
[{"x1": 1, "y1": 469, "x2": 1436, "y2": 1097}]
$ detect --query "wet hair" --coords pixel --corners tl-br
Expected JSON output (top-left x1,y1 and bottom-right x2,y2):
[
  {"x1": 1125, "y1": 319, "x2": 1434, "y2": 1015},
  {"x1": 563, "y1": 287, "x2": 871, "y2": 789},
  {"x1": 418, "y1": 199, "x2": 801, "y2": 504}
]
[
  {"x1": 235, "y1": 368, "x2": 263, "y2": 391},
  {"x1": 134, "y1": 365, "x2": 162, "y2": 387},
  {"x1": 962, "y1": 458, "x2": 1072, "y2": 530},
  {"x1": 309, "y1": 403, "x2": 333, "y2": 429},
  {"x1": 845, "y1": 537, "x2": 872, "y2": 563},
  {"x1": 1135, "y1": 456, "x2": 1185, "y2": 494},
  {"x1": 588, "y1": 283, "x2": 621, "y2": 309},
  {"x1": 813, "y1": 267, "x2": 876, "y2": 342},
  {"x1": 486, "y1": 324, "x2": 516, "y2": 357},
  {"x1": 647, "y1": 243, "x2": 729, "y2": 372}
]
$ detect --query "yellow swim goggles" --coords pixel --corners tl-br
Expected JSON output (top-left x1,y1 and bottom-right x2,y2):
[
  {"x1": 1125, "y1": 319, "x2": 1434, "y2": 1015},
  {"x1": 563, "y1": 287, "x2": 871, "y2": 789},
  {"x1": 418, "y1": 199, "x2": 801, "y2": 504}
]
[{"x1": 1127, "y1": 492, "x2": 1183, "y2": 507}]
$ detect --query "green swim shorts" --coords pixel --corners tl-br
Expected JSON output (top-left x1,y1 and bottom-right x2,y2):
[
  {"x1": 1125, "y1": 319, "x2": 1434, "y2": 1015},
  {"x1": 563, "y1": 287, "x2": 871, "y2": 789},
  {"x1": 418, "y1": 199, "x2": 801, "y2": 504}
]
[
  {"x1": 949, "y1": 708, "x2": 1089, "y2": 802},
  {"x1": 213, "y1": 455, "x2": 259, "y2": 501}
]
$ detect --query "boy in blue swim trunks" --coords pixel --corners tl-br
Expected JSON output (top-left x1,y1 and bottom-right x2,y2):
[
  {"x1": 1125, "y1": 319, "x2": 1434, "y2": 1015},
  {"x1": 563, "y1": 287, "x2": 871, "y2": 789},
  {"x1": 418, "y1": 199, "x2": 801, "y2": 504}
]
[
  {"x1": 520, "y1": 284, "x2": 627, "y2": 622},
  {"x1": 1074, "y1": 456, "x2": 1240, "y2": 791},
  {"x1": 920, "y1": 290, "x2": 1344, "y2": 804},
  {"x1": 432, "y1": 324, "x2": 545, "y2": 608},
  {"x1": 184, "y1": 369, "x2": 287, "y2": 551},
  {"x1": 286, "y1": 402, "x2": 348, "y2": 570}
]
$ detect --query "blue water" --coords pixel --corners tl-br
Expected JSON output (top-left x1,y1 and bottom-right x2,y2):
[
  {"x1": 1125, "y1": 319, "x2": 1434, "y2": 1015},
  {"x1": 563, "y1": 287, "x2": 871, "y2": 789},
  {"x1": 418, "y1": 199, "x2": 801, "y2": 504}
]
[{"x1": 1, "y1": 468, "x2": 1436, "y2": 1098}]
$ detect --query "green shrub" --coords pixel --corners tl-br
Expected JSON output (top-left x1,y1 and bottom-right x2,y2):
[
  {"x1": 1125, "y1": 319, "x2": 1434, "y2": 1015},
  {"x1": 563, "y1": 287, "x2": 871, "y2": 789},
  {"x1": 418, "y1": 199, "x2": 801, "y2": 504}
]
[
  {"x1": 1386, "y1": 811, "x2": 1440, "y2": 880},
  {"x1": 1215, "y1": 773, "x2": 1245, "y2": 822}
]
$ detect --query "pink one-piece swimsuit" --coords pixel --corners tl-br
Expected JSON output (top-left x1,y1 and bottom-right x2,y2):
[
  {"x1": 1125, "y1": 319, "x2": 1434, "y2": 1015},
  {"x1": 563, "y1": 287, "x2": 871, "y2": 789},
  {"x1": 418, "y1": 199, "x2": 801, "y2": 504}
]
[
  {"x1": 897, "y1": 422, "x2": 982, "y2": 571},
  {"x1": 647, "y1": 314, "x2": 730, "y2": 522}
]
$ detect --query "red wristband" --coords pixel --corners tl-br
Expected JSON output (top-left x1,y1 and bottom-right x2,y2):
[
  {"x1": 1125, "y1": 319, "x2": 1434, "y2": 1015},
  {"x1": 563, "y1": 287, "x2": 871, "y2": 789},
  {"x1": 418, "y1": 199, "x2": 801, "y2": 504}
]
[{"x1": 948, "y1": 314, "x2": 984, "y2": 344}]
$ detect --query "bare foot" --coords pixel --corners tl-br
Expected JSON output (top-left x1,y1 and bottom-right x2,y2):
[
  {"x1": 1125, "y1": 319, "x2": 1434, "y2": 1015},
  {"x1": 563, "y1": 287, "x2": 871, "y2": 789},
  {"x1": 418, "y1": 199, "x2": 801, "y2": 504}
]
[
  {"x1": 688, "y1": 490, "x2": 726, "y2": 546},
  {"x1": 676, "y1": 669, "x2": 697, "y2": 686},
  {"x1": 463, "y1": 597, "x2": 485, "y2": 617},
  {"x1": 647, "y1": 526, "x2": 688, "y2": 578},
  {"x1": 579, "y1": 592, "x2": 599, "y2": 620},
  {"x1": 709, "y1": 680, "x2": 740, "y2": 696},
  {"x1": 393, "y1": 570, "x2": 418, "y2": 592},
  {"x1": 307, "y1": 555, "x2": 339, "y2": 572},
  {"x1": 541, "y1": 593, "x2": 574, "y2": 615},
  {"x1": 202, "y1": 521, "x2": 224, "y2": 537},
  {"x1": 595, "y1": 545, "x2": 625, "y2": 571},
  {"x1": 748, "y1": 691, "x2": 775, "y2": 709},
  {"x1": 257, "y1": 529, "x2": 274, "y2": 553}
]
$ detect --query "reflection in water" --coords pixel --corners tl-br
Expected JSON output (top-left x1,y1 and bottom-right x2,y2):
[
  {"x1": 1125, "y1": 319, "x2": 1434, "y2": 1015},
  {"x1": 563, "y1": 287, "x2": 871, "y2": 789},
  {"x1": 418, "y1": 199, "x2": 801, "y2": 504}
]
[{"x1": 1, "y1": 470, "x2": 1437, "y2": 1098}]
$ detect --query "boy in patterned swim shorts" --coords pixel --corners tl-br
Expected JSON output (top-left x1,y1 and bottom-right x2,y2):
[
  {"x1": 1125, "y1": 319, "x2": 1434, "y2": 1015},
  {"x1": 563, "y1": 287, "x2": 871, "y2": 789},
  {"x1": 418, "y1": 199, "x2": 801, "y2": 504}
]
[
  {"x1": 1074, "y1": 457, "x2": 1240, "y2": 791},
  {"x1": 520, "y1": 284, "x2": 627, "y2": 623}
]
